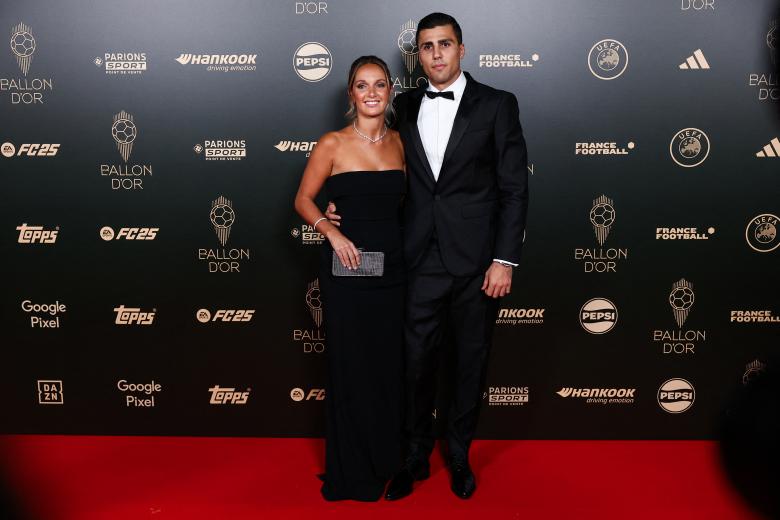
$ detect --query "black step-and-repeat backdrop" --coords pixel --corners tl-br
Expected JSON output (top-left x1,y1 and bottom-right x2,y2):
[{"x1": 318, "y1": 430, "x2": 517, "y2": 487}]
[{"x1": 1, "y1": 0, "x2": 778, "y2": 439}]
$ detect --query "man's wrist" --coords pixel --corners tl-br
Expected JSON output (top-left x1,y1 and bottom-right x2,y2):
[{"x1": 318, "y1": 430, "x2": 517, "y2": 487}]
[{"x1": 492, "y1": 259, "x2": 517, "y2": 268}]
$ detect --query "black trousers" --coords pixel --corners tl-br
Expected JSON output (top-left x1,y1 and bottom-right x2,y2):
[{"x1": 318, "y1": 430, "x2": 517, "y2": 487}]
[{"x1": 404, "y1": 238, "x2": 499, "y2": 463}]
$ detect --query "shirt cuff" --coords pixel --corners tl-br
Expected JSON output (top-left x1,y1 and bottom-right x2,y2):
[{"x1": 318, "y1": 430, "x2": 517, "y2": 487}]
[{"x1": 493, "y1": 258, "x2": 518, "y2": 267}]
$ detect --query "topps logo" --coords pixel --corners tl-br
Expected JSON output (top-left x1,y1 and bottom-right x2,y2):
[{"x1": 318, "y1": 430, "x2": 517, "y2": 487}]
[
  {"x1": 1, "y1": 142, "x2": 59, "y2": 157},
  {"x1": 17, "y1": 223, "x2": 58, "y2": 244},
  {"x1": 114, "y1": 305, "x2": 155, "y2": 325},
  {"x1": 209, "y1": 385, "x2": 250, "y2": 404},
  {"x1": 196, "y1": 309, "x2": 255, "y2": 323}
]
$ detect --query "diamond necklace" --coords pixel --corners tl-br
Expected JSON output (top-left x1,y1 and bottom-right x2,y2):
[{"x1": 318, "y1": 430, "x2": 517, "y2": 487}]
[{"x1": 352, "y1": 121, "x2": 387, "y2": 143}]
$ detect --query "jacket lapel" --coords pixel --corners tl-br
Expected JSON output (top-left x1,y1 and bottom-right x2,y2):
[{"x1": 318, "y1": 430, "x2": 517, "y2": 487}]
[
  {"x1": 406, "y1": 88, "x2": 436, "y2": 186},
  {"x1": 438, "y1": 74, "x2": 479, "y2": 185}
]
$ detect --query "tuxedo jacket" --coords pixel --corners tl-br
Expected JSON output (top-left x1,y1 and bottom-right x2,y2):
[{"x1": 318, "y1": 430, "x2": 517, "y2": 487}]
[{"x1": 394, "y1": 71, "x2": 529, "y2": 277}]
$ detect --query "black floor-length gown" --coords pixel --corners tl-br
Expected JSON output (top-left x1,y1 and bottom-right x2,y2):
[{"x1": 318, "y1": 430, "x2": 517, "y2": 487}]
[{"x1": 318, "y1": 170, "x2": 405, "y2": 501}]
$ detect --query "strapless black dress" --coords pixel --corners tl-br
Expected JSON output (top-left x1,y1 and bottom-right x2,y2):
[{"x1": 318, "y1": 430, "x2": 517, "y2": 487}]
[{"x1": 318, "y1": 170, "x2": 405, "y2": 501}]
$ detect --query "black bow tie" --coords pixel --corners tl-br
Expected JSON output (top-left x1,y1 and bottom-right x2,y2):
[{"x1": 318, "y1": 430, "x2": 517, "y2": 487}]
[{"x1": 425, "y1": 90, "x2": 455, "y2": 100}]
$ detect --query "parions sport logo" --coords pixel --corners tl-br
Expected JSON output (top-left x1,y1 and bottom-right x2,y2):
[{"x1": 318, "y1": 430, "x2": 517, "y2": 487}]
[
  {"x1": 175, "y1": 52, "x2": 257, "y2": 72},
  {"x1": 485, "y1": 386, "x2": 529, "y2": 406},
  {"x1": 16, "y1": 223, "x2": 58, "y2": 244},
  {"x1": 657, "y1": 378, "x2": 695, "y2": 413},
  {"x1": 99, "y1": 226, "x2": 158, "y2": 241},
  {"x1": 670, "y1": 128, "x2": 710, "y2": 167},
  {"x1": 587, "y1": 39, "x2": 628, "y2": 80},
  {"x1": 293, "y1": 42, "x2": 331, "y2": 82},
  {"x1": 99, "y1": 110, "x2": 153, "y2": 191},
  {"x1": 95, "y1": 52, "x2": 147, "y2": 75},
  {"x1": 196, "y1": 308, "x2": 255, "y2": 323},
  {"x1": 194, "y1": 140, "x2": 246, "y2": 161},
  {"x1": 2, "y1": 23, "x2": 55, "y2": 105},
  {"x1": 1, "y1": 142, "x2": 59, "y2": 157}
]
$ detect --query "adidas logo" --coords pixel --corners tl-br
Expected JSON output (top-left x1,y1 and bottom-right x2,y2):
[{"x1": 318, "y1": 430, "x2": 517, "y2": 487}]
[
  {"x1": 756, "y1": 137, "x2": 780, "y2": 158},
  {"x1": 679, "y1": 49, "x2": 710, "y2": 70}
]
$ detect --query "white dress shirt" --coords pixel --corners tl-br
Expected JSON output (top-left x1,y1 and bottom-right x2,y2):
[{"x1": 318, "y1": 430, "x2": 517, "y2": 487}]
[
  {"x1": 417, "y1": 71, "x2": 517, "y2": 268},
  {"x1": 417, "y1": 70, "x2": 467, "y2": 182}
]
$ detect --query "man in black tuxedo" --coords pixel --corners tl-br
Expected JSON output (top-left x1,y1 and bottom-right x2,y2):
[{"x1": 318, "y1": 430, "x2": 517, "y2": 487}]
[{"x1": 328, "y1": 12, "x2": 528, "y2": 500}]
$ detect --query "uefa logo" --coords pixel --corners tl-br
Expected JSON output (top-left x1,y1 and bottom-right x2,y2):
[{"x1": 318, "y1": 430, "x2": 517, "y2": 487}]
[
  {"x1": 579, "y1": 298, "x2": 618, "y2": 334},
  {"x1": 745, "y1": 213, "x2": 778, "y2": 253},
  {"x1": 293, "y1": 42, "x2": 331, "y2": 82},
  {"x1": 657, "y1": 378, "x2": 695, "y2": 413},
  {"x1": 670, "y1": 128, "x2": 710, "y2": 167},
  {"x1": 587, "y1": 39, "x2": 628, "y2": 80}
]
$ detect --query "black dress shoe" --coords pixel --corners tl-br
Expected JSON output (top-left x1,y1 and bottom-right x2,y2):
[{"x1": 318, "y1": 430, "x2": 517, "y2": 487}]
[
  {"x1": 450, "y1": 462, "x2": 476, "y2": 499},
  {"x1": 384, "y1": 458, "x2": 430, "y2": 501}
]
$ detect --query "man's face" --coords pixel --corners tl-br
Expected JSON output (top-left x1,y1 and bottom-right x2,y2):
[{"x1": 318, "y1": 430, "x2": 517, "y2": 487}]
[{"x1": 416, "y1": 24, "x2": 464, "y2": 89}]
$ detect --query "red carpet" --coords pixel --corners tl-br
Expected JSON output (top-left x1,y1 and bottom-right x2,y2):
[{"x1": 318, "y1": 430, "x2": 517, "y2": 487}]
[{"x1": 0, "y1": 436, "x2": 760, "y2": 519}]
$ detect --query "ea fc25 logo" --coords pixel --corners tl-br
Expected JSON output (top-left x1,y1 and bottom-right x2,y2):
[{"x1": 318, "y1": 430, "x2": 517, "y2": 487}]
[
  {"x1": 1, "y1": 142, "x2": 59, "y2": 157},
  {"x1": 290, "y1": 387, "x2": 325, "y2": 401},
  {"x1": 17, "y1": 223, "x2": 58, "y2": 244},
  {"x1": 657, "y1": 378, "x2": 695, "y2": 413},
  {"x1": 745, "y1": 214, "x2": 778, "y2": 253},
  {"x1": 670, "y1": 128, "x2": 710, "y2": 167},
  {"x1": 580, "y1": 298, "x2": 617, "y2": 334},
  {"x1": 588, "y1": 39, "x2": 628, "y2": 80},
  {"x1": 294, "y1": 42, "x2": 331, "y2": 82},
  {"x1": 196, "y1": 308, "x2": 254, "y2": 323},
  {"x1": 100, "y1": 226, "x2": 158, "y2": 241}
]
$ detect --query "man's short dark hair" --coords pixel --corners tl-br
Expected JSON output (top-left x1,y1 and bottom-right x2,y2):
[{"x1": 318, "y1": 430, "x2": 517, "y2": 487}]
[{"x1": 416, "y1": 12, "x2": 463, "y2": 45}]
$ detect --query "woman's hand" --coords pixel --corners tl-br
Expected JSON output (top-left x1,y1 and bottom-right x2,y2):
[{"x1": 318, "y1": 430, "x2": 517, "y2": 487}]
[{"x1": 327, "y1": 229, "x2": 361, "y2": 270}]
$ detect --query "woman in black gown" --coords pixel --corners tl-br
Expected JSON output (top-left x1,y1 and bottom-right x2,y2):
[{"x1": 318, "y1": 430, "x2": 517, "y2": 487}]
[{"x1": 294, "y1": 56, "x2": 405, "y2": 501}]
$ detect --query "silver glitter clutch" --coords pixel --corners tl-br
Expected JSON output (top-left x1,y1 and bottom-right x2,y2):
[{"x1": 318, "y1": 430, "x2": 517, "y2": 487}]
[{"x1": 331, "y1": 250, "x2": 385, "y2": 277}]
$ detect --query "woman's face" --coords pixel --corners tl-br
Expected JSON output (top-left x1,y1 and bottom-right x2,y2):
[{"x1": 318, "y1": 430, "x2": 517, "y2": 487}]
[{"x1": 350, "y1": 63, "x2": 390, "y2": 119}]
